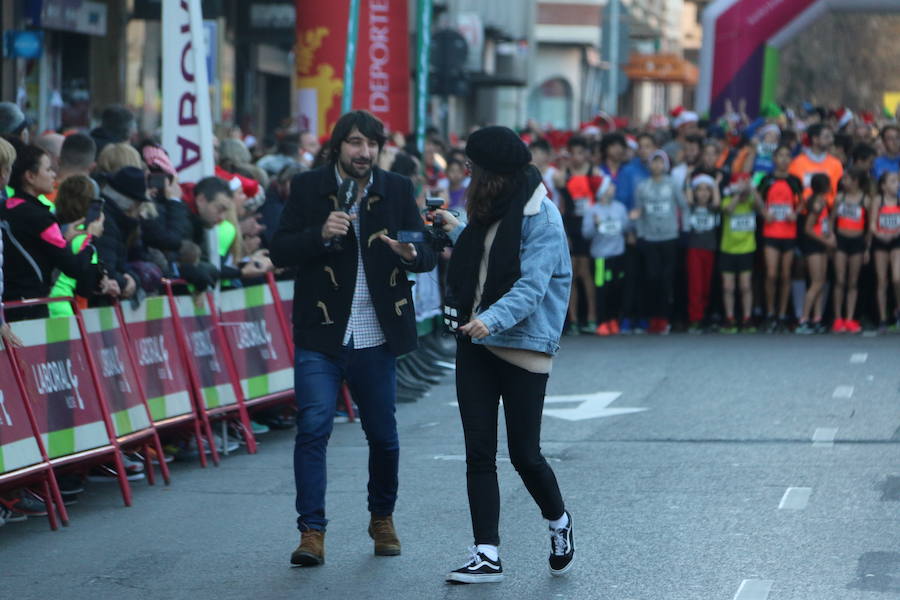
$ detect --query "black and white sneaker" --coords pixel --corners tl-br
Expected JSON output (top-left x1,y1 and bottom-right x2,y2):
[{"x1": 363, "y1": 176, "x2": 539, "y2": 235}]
[
  {"x1": 446, "y1": 547, "x2": 504, "y2": 584},
  {"x1": 548, "y1": 511, "x2": 575, "y2": 576}
]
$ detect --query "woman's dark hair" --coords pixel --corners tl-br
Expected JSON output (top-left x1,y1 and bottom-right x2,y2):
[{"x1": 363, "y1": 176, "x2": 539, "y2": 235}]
[
  {"x1": 465, "y1": 164, "x2": 523, "y2": 225},
  {"x1": 842, "y1": 166, "x2": 870, "y2": 194},
  {"x1": 55, "y1": 175, "x2": 96, "y2": 224},
  {"x1": 528, "y1": 138, "x2": 551, "y2": 154},
  {"x1": 567, "y1": 135, "x2": 588, "y2": 150},
  {"x1": 600, "y1": 133, "x2": 626, "y2": 160},
  {"x1": 9, "y1": 144, "x2": 46, "y2": 193},
  {"x1": 810, "y1": 173, "x2": 831, "y2": 196},
  {"x1": 851, "y1": 143, "x2": 876, "y2": 164},
  {"x1": 877, "y1": 170, "x2": 898, "y2": 195},
  {"x1": 326, "y1": 110, "x2": 387, "y2": 165}
]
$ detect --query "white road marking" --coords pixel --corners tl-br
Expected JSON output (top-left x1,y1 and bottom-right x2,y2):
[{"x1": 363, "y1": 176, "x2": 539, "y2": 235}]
[
  {"x1": 832, "y1": 385, "x2": 854, "y2": 399},
  {"x1": 733, "y1": 579, "x2": 773, "y2": 600},
  {"x1": 448, "y1": 390, "x2": 647, "y2": 422},
  {"x1": 850, "y1": 353, "x2": 868, "y2": 364},
  {"x1": 543, "y1": 391, "x2": 647, "y2": 422},
  {"x1": 778, "y1": 487, "x2": 812, "y2": 510},
  {"x1": 812, "y1": 428, "x2": 838, "y2": 447},
  {"x1": 434, "y1": 361, "x2": 456, "y2": 370}
]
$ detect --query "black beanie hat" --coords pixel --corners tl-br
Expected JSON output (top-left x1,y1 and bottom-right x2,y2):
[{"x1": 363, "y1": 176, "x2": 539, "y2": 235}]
[{"x1": 465, "y1": 126, "x2": 532, "y2": 175}]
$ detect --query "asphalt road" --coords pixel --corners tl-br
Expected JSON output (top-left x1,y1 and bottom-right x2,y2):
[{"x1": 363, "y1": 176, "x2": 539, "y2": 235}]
[{"x1": 2, "y1": 333, "x2": 898, "y2": 600}]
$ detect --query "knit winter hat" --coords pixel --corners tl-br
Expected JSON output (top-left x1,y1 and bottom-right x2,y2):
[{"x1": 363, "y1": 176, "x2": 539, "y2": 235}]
[{"x1": 465, "y1": 126, "x2": 532, "y2": 175}]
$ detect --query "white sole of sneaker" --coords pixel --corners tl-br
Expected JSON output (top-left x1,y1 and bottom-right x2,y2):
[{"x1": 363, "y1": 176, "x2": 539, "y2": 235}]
[
  {"x1": 549, "y1": 555, "x2": 575, "y2": 577},
  {"x1": 446, "y1": 573, "x2": 504, "y2": 584}
]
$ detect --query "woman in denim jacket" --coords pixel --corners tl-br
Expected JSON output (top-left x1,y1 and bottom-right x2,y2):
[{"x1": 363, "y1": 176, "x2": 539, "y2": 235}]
[{"x1": 438, "y1": 126, "x2": 574, "y2": 585}]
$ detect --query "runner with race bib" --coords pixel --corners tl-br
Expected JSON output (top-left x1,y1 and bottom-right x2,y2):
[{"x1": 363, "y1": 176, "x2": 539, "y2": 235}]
[
  {"x1": 870, "y1": 171, "x2": 900, "y2": 333},
  {"x1": 684, "y1": 174, "x2": 721, "y2": 333},
  {"x1": 719, "y1": 173, "x2": 759, "y2": 333},
  {"x1": 582, "y1": 178, "x2": 629, "y2": 336}
]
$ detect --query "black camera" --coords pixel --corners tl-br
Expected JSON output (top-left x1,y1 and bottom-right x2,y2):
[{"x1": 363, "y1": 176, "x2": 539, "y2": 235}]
[{"x1": 398, "y1": 197, "x2": 456, "y2": 252}]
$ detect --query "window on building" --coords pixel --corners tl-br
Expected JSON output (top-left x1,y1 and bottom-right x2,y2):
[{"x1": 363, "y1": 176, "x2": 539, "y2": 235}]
[{"x1": 529, "y1": 77, "x2": 573, "y2": 130}]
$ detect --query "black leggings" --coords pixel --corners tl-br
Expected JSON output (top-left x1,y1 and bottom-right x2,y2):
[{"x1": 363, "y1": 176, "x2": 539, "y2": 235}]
[
  {"x1": 596, "y1": 254, "x2": 626, "y2": 322},
  {"x1": 455, "y1": 341, "x2": 565, "y2": 546},
  {"x1": 639, "y1": 239, "x2": 678, "y2": 319}
]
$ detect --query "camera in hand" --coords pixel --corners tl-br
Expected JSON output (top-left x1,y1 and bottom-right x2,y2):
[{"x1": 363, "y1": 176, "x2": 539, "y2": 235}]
[
  {"x1": 85, "y1": 197, "x2": 104, "y2": 225},
  {"x1": 398, "y1": 197, "x2": 456, "y2": 252},
  {"x1": 332, "y1": 178, "x2": 358, "y2": 251}
]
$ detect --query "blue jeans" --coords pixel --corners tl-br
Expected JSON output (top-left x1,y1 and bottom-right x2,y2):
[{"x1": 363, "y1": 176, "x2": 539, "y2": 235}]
[{"x1": 293, "y1": 343, "x2": 399, "y2": 532}]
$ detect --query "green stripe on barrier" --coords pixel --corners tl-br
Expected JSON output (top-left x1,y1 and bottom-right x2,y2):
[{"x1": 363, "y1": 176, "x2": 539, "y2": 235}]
[
  {"x1": 113, "y1": 409, "x2": 133, "y2": 436},
  {"x1": 147, "y1": 396, "x2": 166, "y2": 421},
  {"x1": 204, "y1": 386, "x2": 220, "y2": 409},
  {"x1": 99, "y1": 306, "x2": 116, "y2": 331},
  {"x1": 247, "y1": 374, "x2": 270, "y2": 399},
  {"x1": 146, "y1": 296, "x2": 165, "y2": 321},
  {"x1": 47, "y1": 428, "x2": 76, "y2": 458},
  {"x1": 45, "y1": 317, "x2": 73, "y2": 344},
  {"x1": 244, "y1": 285, "x2": 266, "y2": 309},
  {"x1": 0, "y1": 449, "x2": 5, "y2": 473}
]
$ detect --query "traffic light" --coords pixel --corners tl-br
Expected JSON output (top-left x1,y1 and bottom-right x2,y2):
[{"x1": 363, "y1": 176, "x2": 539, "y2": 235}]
[{"x1": 430, "y1": 29, "x2": 469, "y2": 97}]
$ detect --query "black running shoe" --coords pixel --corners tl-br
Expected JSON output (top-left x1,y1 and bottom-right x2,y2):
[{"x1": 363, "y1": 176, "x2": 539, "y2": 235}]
[
  {"x1": 549, "y1": 511, "x2": 575, "y2": 576},
  {"x1": 446, "y1": 548, "x2": 504, "y2": 584}
]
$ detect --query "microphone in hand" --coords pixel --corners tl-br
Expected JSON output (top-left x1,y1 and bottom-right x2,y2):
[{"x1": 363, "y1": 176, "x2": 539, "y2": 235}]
[{"x1": 332, "y1": 178, "x2": 358, "y2": 251}]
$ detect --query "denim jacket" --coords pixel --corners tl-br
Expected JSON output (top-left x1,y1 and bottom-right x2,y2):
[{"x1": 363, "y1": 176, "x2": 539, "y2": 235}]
[{"x1": 449, "y1": 184, "x2": 572, "y2": 355}]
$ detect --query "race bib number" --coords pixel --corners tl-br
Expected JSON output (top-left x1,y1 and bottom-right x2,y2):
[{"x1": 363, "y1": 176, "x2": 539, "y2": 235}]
[
  {"x1": 645, "y1": 202, "x2": 669, "y2": 216},
  {"x1": 837, "y1": 204, "x2": 862, "y2": 220},
  {"x1": 574, "y1": 198, "x2": 590, "y2": 217},
  {"x1": 690, "y1": 212, "x2": 716, "y2": 232},
  {"x1": 769, "y1": 204, "x2": 792, "y2": 222},
  {"x1": 879, "y1": 213, "x2": 900, "y2": 231},
  {"x1": 730, "y1": 213, "x2": 756, "y2": 232},
  {"x1": 598, "y1": 220, "x2": 622, "y2": 236}
]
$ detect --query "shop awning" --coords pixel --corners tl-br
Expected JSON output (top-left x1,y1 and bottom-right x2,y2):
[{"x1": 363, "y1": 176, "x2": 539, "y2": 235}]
[{"x1": 624, "y1": 53, "x2": 699, "y2": 86}]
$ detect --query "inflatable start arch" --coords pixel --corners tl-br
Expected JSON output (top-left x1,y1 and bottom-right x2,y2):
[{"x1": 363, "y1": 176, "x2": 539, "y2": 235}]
[{"x1": 698, "y1": 0, "x2": 899, "y2": 117}]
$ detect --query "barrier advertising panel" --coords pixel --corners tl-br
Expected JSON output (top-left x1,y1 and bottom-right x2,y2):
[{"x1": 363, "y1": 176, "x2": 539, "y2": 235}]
[
  {"x1": 120, "y1": 296, "x2": 193, "y2": 422},
  {"x1": 81, "y1": 306, "x2": 151, "y2": 437},
  {"x1": 218, "y1": 285, "x2": 293, "y2": 401},
  {"x1": 173, "y1": 294, "x2": 237, "y2": 410},
  {"x1": 9, "y1": 316, "x2": 110, "y2": 459},
  {"x1": 0, "y1": 340, "x2": 43, "y2": 474}
]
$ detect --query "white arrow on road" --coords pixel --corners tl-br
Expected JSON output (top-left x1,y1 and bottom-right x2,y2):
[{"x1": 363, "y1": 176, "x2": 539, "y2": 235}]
[{"x1": 542, "y1": 391, "x2": 646, "y2": 422}]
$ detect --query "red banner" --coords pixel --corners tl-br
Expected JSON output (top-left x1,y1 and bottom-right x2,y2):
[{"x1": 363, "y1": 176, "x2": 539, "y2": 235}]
[
  {"x1": 295, "y1": 0, "x2": 409, "y2": 138},
  {"x1": 352, "y1": 0, "x2": 410, "y2": 135}
]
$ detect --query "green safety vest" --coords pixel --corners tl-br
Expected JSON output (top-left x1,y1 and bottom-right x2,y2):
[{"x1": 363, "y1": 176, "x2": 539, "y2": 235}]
[
  {"x1": 48, "y1": 231, "x2": 96, "y2": 317},
  {"x1": 217, "y1": 220, "x2": 238, "y2": 289}
]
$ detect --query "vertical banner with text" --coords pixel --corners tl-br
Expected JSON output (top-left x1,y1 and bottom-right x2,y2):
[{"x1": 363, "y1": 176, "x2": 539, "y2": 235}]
[
  {"x1": 162, "y1": 0, "x2": 215, "y2": 184},
  {"x1": 296, "y1": 0, "x2": 409, "y2": 138}
]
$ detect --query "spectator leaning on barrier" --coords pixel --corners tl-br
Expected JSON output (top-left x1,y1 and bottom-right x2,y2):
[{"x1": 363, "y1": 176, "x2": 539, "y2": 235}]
[
  {"x1": 49, "y1": 175, "x2": 119, "y2": 316},
  {"x1": 271, "y1": 109, "x2": 438, "y2": 567},
  {"x1": 97, "y1": 166, "x2": 150, "y2": 300},
  {"x1": 1, "y1": 144, "x2": 104, "y2": 320},
  {"x1": 0, "y1": 136, "x2": 23, "y2": 346}
]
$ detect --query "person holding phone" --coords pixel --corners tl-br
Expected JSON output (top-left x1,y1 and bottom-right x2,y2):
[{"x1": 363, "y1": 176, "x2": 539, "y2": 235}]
[
  {"x1": 49, "y1": 175, "x2": 119, "y2": 315},
  {"x1": 438, "y1": 126, "x2": 574, "y2": 584}
]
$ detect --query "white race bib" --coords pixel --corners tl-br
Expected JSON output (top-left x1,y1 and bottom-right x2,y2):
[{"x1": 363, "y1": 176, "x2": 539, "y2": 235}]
[
  {"x1": 837, "y1": 203, "x2": 862, "y2": 220},
  {"x1": 598, "y1": 220, "x2": 622, "y2": 236},
  {"x1": 690, "y1": 212, "x2": 716, "y2": 232},
  {"x1": 645, "y1": 202, "x2": 669, "y2": 216},
  {"x1": 769, "y1": 204, "x2": 791, "y2": 222},
  {"x1": 879, "y1": 213, "x2": 900, "y2": 231},
  {"x1": 574, "y1": 198, "x2": 590, "y2": 217},
  {"x1": 730, "y1": 213, "x2": 756, "y2": 232}
]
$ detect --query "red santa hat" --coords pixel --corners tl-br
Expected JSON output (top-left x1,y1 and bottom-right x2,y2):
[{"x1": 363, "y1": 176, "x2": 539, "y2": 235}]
[
  {"x1": 625, "y1": 135, "x2": 638, "y2": 150},
  {"x1": 835, "y1": 107, "x2": 853, "y2": 129},
  {"x1": 673, "y1": 110, "x2": 699, "y2": 129}
]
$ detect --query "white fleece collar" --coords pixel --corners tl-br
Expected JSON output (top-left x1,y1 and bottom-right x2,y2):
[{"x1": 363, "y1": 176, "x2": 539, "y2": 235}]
[{"x1": 524, "y1": 182, "x2": 547, "y2": 216}]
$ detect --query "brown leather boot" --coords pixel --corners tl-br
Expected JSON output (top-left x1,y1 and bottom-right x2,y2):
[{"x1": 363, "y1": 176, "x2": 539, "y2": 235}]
[
  {"x1": 368, "y1": 514, "x2": 401, "y2": 556},
  {"x1": 290, "y1": 529, "x2": 325, "y2": 566}
]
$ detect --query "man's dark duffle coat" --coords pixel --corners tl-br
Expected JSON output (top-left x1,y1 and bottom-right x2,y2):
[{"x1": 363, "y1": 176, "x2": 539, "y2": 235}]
[{"x1": 270, "y1": 165, "x2": 437, "y2": 357}]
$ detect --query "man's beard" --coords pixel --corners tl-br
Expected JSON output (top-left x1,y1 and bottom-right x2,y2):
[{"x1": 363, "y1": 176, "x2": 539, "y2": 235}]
[{"x1": 340, "y1": 156, "x2": 372, "y2": 181}]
